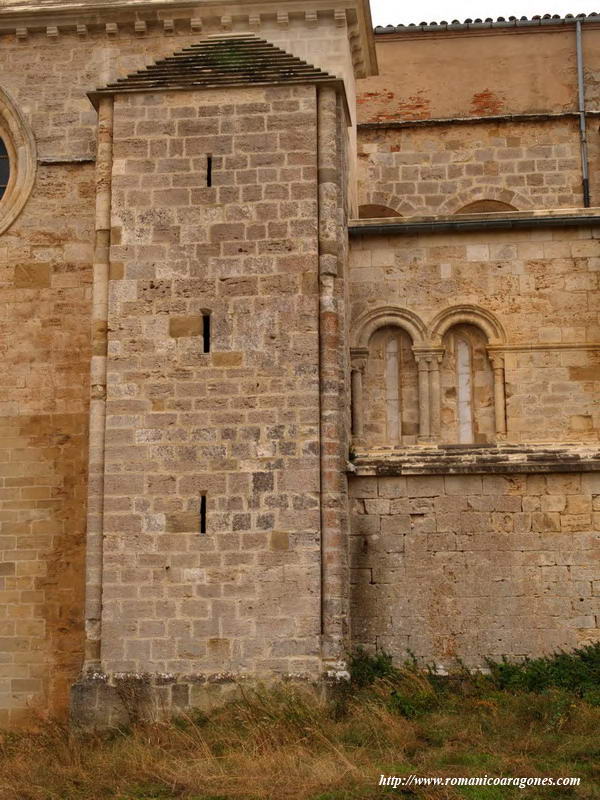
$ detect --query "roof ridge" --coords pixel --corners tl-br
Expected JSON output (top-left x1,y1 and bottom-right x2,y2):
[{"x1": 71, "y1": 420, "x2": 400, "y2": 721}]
[
  {"x1": 374, "y1": 11, "x2": 600, "y2": 33},
  {"x1": 203, "y1": 32, "x2": 257, "y2": 39}
]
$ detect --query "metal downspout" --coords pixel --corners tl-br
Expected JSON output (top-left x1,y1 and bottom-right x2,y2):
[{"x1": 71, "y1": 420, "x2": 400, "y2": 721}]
[{"x1": 576, "y1": 20, "x2": 591, "y2": 208}]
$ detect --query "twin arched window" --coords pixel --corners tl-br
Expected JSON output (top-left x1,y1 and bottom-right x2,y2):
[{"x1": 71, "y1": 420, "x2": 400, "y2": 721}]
[{"x1": 358, "y1": 321, "x2": 496, "y2": 446}]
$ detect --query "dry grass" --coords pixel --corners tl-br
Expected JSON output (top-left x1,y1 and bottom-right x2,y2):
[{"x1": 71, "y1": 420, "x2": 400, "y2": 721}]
[{"x1": 0, "y1": 676, "x2": 598, "y2": 800}]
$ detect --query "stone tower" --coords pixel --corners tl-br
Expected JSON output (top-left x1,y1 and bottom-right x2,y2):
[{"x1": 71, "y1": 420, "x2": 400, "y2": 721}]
[
  {"x1": 0, "y1": 0, "x2": 376, "y2": 727},
  {"x1": 74, "y1": 32, "x2": 359, "y2": 725}
]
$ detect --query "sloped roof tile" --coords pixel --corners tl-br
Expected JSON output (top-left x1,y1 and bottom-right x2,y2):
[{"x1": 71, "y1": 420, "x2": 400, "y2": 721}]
[
  {"x1": 374, "y1": 11, "x2": 600, "y2": 33},
  {"x1": 90, "y1": 33, "x2": 339, "y2": 103}
]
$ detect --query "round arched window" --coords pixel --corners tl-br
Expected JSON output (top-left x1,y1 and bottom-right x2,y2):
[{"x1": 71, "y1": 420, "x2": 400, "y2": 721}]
[
  {"x1": 0, "y1": 88, "x2": 36, "y2": 234},
  {"x1": 0, "y1": 137, "x2": 9, "y2": 200}
]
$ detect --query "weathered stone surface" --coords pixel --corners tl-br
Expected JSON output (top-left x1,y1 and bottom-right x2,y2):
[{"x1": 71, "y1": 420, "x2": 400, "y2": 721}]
[
  {"x1": 350, "y1": 470, "x2": 600, "y2": 667},
  {"x1": 0, "y1": 0, "x2": 599, "y2": 729}
]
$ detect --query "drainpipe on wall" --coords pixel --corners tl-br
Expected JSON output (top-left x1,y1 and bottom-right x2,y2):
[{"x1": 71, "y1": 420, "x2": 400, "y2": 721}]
[{"x1": 576, "y1": 20, "x2": 591, "y2": 208}]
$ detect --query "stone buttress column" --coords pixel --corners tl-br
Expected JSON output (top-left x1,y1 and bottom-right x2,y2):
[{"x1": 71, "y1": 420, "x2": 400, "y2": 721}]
[
  {"x1": 489, "y1": 352, "x2": 507, "y2": 436},
  {"x1": 84, "y1": 96, "x2": 113, "y2": 670},
  {"x1": 317, "y1": 84, "x2": 349, "y2": 666}
]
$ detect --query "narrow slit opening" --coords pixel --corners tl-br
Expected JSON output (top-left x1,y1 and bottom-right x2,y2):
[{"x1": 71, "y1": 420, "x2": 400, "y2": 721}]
[
  {"x1": 206, "y1": 154, "x2": 212, "y2": 187},
  {"x1": 200, "y1": 495, "x2": 207, "y2": 534},
  {"x1": 202, "y1": 313, "x2": 211, "y2": 353}
]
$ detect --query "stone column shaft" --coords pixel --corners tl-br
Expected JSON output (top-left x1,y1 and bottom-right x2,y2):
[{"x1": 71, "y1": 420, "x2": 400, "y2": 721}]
[
  {"x1": 350, "y1": 351, "x2": 367, "y2": 438},
  {"x1": 84, "y1": 95, "x2": 113, "y2": 669},
  {"x1": 317, "y1": 86, "x2": 348, "y2": 664},
  {"x1": 351, "y1": 368, "x2": 363, "y2": 436},
  {"x1": 416, "y1": 357, "x2": 431, "y2": 440},
  {"x1": 429, "y1": 355, "x2": 442, "y2": 439},
  {"x1": 491, "y1": 354, "x2": 507, "y2": 435}
]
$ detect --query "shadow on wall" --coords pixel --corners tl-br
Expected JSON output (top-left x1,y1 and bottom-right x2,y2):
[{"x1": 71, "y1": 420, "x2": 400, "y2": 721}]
[
  {"x1": 357, "y1": 199, "x2": 518, "y2": 218},
  {"x1": 455, "y1": 200, "x2": 517, "y2": 214},
  {"x1": 358, "y1": 204, "x2": 399, "y2": 218}
]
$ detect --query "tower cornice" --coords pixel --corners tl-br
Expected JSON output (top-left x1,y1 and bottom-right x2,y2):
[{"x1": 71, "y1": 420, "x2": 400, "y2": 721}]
[{"x1": 0, "y1": 0, "x2": 378, "y2": 78}]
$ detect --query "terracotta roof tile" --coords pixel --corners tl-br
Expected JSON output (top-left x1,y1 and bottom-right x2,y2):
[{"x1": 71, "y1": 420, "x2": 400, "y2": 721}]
[{"x1": 374, "y1": 11, "x2": 600, "y2": 33}]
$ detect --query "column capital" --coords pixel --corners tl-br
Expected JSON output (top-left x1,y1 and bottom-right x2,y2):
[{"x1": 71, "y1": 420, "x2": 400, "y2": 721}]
[
  {"x1": 350, "y1": 346, "x2": 369, "y2": 372},
  {"x1": 488, "y1": 351, "x2": 505, "y2": 370},
  {"x1": 413, "y1": 347, "x2": 444, "y2": 366}
]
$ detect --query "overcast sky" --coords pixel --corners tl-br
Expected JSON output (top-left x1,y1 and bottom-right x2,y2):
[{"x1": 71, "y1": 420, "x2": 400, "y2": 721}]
[{"x1": 370, "y1": 0, "x2": 600, "y2": 25}]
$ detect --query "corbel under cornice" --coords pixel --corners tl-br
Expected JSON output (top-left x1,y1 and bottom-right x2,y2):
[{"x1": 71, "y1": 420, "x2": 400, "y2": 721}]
[{"x1": 0, "y1": 0, "x2": 377, "y2": 78}]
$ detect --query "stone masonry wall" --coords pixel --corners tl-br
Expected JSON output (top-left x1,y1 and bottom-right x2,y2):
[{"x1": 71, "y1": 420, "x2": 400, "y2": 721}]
[
  {"x1": 100, "y1": 85, "x2": 323, "y2": 677},
  {"x1": 2, "y1": 15, "x2": 358, "y2": 207},
  {"x1": 357, "y1": 119, "x2": 593, "y2": 216},
  {"x1": 349, "y1": 226, "x2": 600, "y2": 443},
  {"x1": 357, "y1": 27, "x2": 595, "y2": 124},
  {"x1": 0, "y1": 163, "x2": 92, "y2": 724},
  {"x1": 350, "y1": 471, "x2": 600, "y2": 666},
  {"x1": 0, "y1": 12, "x2": 358, "y2": 724}
]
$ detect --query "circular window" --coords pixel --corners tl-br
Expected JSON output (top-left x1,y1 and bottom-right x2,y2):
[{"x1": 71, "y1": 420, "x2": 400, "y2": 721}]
[
  {"x1": 0, "y1": 88, "x2": 36, "y2": 235},
  {"x1": 0, "y1": 137, "x2": 9, "y2": 200}
]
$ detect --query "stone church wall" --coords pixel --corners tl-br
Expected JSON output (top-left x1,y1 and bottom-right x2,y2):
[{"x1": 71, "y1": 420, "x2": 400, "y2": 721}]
[
  {"x1": 0, "y1": 20, "x2": 211, "y2": 728},
  {"x1": 0, "y1": 158, "x2": 93, "y2": 724},
  {"x1": 350, "y1": 470, "x2": 600, "y2": 665},
  {"x1": 357, "y1": 24, "x2": 600, "y2": 213},
  {"x1": 357, "y1": 119, "x2": 594, "y2": 216},
  {"x1": 349, "y1": 226, "x2": 599, "y2": 444},
  {"x1": 0, "y1": 3, "x2": 359, "y2": 724},
  {"x1": 357, "y1": 25, "x2": 600, "y2": 123},
  {"x1": 0, "y1": 2, "x2": 598, "y2": 727}
]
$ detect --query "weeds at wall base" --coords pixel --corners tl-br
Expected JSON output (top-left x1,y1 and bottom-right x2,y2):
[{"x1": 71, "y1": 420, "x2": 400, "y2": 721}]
[{"x1": 0, "y1": 646, "x2": 598, "y2": 800}]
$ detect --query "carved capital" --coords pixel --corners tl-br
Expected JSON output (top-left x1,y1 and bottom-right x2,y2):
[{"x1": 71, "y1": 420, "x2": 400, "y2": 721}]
[
  {"x1": 488, "y1": 351, "x2": 505, "y2": 370},
  {"x1": 350, "y1": 347, "x2": 368, "y2": 373},
  {"x1": 413, "y1": 347, "x2": 444, "y2": 368}
]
